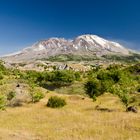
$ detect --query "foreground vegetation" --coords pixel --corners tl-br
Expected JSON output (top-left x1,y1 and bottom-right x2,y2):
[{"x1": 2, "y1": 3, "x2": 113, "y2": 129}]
[
  {"x1": 0, "y1": 60, "x2": 140, "y2": 111},
  {"x1": 0, "y1": 60, "x2": 140, "y2": 139},
  {"x1": 0, "y1": 93, "x2": 140, "y2": 140},
  {"x1": 85, "y1": 63, "x2": 140, "y2": 111}
]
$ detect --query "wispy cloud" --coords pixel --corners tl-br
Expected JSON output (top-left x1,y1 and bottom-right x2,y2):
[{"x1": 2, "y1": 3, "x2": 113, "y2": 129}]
[{"x1": 108, "y1": 38, "x2": 140, "y2": 51}]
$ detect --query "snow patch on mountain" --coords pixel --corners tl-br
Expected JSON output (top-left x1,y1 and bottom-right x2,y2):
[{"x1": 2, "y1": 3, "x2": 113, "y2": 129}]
[
  {"x1": 33, "y1": 44, "x2": 46, "y2": 51},
  {"x1": 1, "y1": 34, "x2": 132, "y2": 62}
]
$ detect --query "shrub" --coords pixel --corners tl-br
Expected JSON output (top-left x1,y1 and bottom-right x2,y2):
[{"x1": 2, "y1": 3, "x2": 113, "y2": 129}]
[
  {"x1": 85, "y1": 78, "x2": 113, "y2": 99},
  {"x1": 7, "y1": 91, "x2": 16, "y2": 101},
  {"x1": 136, "y1": 85, "x2": 140, "y2": 92},
  {"x1": 0, "y1": 95, "x2": 6, "y2": 110},
  {"x1": 119, "y1": 94, "x2": 130, "y2": 108},
  {"x1": 100, "y1": 80, "x2": 112, "y2": 93},
  {"x1": 97, "y1": 70, "x2": 121, "y2": 83},
  {"x1": 127, "y1": 63, "x2": 140, "y2": 75},
  {"x1": 0, "y1": 61, "x2": 7, "y2": 75},
  {"x1": 52, "y1": 70, "x2": 75, "y2": 86},
  {"x1": 47, "y1": 96, "x2": 66, "y2": 108},
  {"x1": 97, "y1": 70, "x2": 109, "y2": 81},
  {"x1": 84, "y1": 79, "x2": 102, "y2": 98},
  {"x1": 37, "y1": 70, "x2": 77, "y2": 87},
  {"x1": 12, "y1": 69, "x2": 22, "y2": 79},
  {"x1": 106, "y1": 64, "x2": 121, "y2": 71},
  {"x1": 0, "y1": 72, "x2": 3, "y2": 80},
  {"x1": 74, "y1": 72, "x2": 81, "y2": 81},
  {"x1": 32, "y1": 92, "x2": 44, "y2": 103},
  {"x1": 110, "y1": 70, "x2": 121, "y2": 83},
  {"x1": 92, "y1": 95, "x2": 97, "y2": 102}
]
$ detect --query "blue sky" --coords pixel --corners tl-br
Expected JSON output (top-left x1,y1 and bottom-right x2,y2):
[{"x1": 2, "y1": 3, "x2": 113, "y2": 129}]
[{"x1": 0, "y1": 0, "x2": 140, "y2": 55}]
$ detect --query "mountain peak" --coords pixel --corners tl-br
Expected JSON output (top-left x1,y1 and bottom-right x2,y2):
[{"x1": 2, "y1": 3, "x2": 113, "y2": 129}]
[{"x1": 1, "y1": 34, "x2": 131, "y2": 62}]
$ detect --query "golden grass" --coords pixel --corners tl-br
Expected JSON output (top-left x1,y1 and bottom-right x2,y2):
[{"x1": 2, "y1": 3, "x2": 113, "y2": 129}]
[{"x1": 0, "y1": 92, "x2": 140, "y2": 140}]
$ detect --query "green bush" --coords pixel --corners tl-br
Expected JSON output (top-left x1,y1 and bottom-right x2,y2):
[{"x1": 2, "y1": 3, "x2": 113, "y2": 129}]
[
  {"x1": 0, "y1": 61, "x2": 7, "y2": 75},
  {"x1": 119, "y1": 94, "x2": 130, "y2": 108},
  {"x1": 40, "y1": 70, "x2": 77, "y2": 86},
  {"x1": 84, "y1": 65, "x2": 139, "y2": 107},
  {"x1": 97, "y1": 70, "x2": 121, "y2": 83},
  {"x1": 12, "y1": 69, "x2": 23, "y2": 79},
  {"x1": 0, "y1": 71, "x2": 3, "y2": 80},
  {"x1": 84, "y1": 79, "x2": 102, "y2": 98},
  {"x1": 97, "y1": 70, "x2": 112, "y2": 81},
  {"x1": 101, "y1": 80, "x2": 114, "y2": 93},
  {"x1": 19, "y1": 70, "x2": 81, "y2": 88},
  {"x1": 7, "y1": 91, "x2": 16, "y2": 101},
  {"x1": 136, "y1": 85, "x2": 140, "y2": 92},
  {"x1": 127, "y1": 63, "x2": 140, "y2": 75},
  {"x1": 0, "y1": 95, "x2": 6, "y2": 110},
  {"x1": 47, "y1": 96, "x2": 66, "y2": 108},
  {"x1": 32, "y1": 92, "x2": 44, "y2": 103},
  {"x1": 85, "y1": 78, "x2": 114, "y2": 99},
  {"x1": 106, "y1": 64, "x2": 122, "y2": 71},
  {"x1": 74, "y1": 72, "x2": 81, "y2": 81},
  {"x1": 92, "y1": 95, "x2": 97, "y2": 102},
  {"x1": 52, "y1": 70, "x2": 75, "y2": 86}
]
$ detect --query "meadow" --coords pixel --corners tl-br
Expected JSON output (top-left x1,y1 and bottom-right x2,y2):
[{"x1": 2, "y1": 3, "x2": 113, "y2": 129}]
[
  {"x1": 0, "y1": 93, "x2": 140, "y2": 140},
  {"x1": 0, "y1": 61, "x2": 140, "y2": 140}
]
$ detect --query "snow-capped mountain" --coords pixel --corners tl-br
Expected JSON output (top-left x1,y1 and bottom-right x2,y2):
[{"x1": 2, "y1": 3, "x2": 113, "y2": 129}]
[{"x1": 2, "y1": 35, "x2": 131, "y2": 62}]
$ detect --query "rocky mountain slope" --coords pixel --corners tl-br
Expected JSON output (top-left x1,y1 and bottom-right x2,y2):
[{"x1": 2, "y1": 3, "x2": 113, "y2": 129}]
[{"x1": 2, "y1": 34, "x2": 131, "y2": 62}]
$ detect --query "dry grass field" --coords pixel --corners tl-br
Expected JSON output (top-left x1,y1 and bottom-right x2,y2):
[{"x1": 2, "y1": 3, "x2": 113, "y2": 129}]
[{"x1": 0, "y1": 92, "x2": 140, "y2": 140}]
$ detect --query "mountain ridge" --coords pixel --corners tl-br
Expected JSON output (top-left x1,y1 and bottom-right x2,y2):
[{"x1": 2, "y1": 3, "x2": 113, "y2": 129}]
[{"x1": 1, "y1": 34, "x2": 132, "y2": 62}]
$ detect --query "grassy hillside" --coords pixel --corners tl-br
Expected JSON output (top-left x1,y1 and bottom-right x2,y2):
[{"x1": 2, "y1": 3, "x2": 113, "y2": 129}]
[
  {"x1": 0, "y1": 93, "x2": 140, "y2": 140},
  {"x1": 39, "y1": 53, "x2": 140, "y2": 63},
  {"x1": 103, "y1": 53, "x2": 140, "y2": 63},
  {"x1": 40, "y1": 54, "x2": 99, "y2": 62},
  {"x1": 0, "y1": 61, "x2": 140, "y2": 139}
]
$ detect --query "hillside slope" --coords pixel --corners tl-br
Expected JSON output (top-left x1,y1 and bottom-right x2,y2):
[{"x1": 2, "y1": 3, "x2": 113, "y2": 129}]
[{"x1": 0, "y1": 93, "x2": 140, "y2": 140}]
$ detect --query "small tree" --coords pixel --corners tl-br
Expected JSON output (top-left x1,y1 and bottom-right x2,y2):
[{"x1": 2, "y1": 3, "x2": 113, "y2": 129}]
[{"x1": 84, "y1": 79, "x2": 102, "y2": 98}]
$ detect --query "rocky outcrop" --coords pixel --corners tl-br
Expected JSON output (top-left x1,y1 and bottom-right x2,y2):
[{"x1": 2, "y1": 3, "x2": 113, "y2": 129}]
[
  {"x1": 126, "y1": 106, "x2": 138, "y2": 113},
  {"x1": 7, "y1": 84, "x2": 32, "y2": 107}
]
